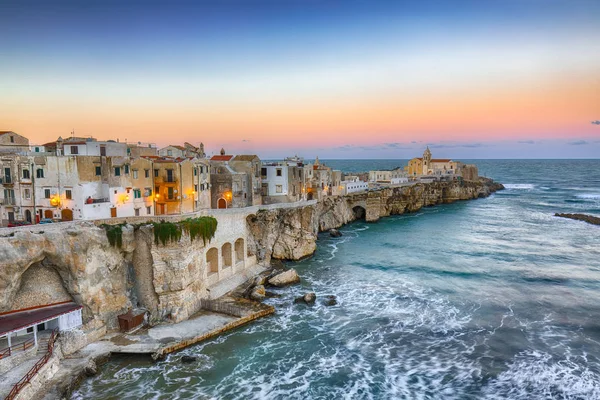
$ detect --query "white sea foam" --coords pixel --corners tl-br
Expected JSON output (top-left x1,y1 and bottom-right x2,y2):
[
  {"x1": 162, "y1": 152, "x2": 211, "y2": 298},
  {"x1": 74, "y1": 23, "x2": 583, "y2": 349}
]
[
  {"x1": 503, "y1": 184, "x2": 535, "y2": 190},
  {"x1": 576, "y1": 193, "x2": 600, "y2": 200}
]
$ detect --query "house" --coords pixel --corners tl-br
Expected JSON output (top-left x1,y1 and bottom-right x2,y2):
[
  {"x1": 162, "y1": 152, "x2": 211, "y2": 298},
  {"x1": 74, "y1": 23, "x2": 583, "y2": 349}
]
[
  {"x1": 260, "y1": 160, "x2": 305, "y2": 204},
  {"x1": 0, "y1": 131, "x2": 30, "y2": 154},
  {"x1": 368, "y1": 168, "x2": 408, "y2": 184},
  {"x1": 303, "y1": 157, "x2": 335, "y2": 200}
]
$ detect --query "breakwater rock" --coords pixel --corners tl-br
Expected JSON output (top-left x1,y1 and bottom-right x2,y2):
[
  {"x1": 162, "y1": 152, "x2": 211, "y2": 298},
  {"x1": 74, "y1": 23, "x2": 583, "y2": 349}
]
[{"x1": 555, "y1": 213, "x2": 600, "y2": 226}]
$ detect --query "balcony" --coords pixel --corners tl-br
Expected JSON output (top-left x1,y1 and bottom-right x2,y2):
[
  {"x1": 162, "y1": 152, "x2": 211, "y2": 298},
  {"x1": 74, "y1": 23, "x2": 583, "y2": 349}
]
[
  {"x1": 163, "y1": 175, "x2": 177, "y2": 183},
  {"x1": 1, "y1": 197, "x2": 16, "y2": 206},
  {"x1": 0, "y1": 176, "x2": 15, "y2": 186}
]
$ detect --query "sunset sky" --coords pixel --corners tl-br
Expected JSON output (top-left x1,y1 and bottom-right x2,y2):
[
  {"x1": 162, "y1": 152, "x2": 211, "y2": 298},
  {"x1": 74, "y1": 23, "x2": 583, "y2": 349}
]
[{"x1": 2, "y1": 0, "x2": 599, "y2": 158}]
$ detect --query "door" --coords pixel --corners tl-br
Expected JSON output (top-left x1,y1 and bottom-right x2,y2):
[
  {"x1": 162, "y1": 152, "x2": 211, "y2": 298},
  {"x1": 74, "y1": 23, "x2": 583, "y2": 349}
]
[
  {"x1": 62, "y1": 209, "x2": 73, "y2": 221},
  {"x1": 110, "y1": 207, "x2": 117, "y2": 218},
  {"x1": 218, "y1": 198, "x2": 227, "y2": 209},
  {"x1": 7, "y1": 212, "x2": 14, "y2": 222},
  {"x1": 100, "y1": 146, "x2": 106, "y2": 156},
  {"x1": 25, "y1": 210, "x2": 32, "y2": 222},
  {"x1": 44, "y1": 210, "x2": 53, "y2": 219}
]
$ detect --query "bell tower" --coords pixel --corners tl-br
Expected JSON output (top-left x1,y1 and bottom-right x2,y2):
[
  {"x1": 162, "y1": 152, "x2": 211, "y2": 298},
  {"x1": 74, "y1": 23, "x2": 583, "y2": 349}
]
[{"x1": 423, "y1": 146, "x2": 432, "y2": 174}]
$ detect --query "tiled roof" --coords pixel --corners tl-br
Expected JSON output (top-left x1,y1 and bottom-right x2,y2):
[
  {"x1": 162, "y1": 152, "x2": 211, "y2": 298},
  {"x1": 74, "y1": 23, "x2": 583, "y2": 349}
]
[{"x1": 211, "y1": 155, "x2": 233, "y2": 161}]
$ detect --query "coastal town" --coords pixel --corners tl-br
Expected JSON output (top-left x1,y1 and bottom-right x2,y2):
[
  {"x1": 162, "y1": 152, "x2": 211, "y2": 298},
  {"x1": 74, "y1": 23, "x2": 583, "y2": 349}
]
[
  {"x1": 0, "y1": 130, "x2": 499, "y2": 400},
  {"x1": 0, "y1": 130, "x2": 479, "y2": 226}
]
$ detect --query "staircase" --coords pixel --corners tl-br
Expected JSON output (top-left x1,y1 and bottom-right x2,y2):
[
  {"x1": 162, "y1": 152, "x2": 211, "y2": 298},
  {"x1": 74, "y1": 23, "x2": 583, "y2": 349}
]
[{"x1": 36, "y1": 332, "x2": 52, "y2": 355}]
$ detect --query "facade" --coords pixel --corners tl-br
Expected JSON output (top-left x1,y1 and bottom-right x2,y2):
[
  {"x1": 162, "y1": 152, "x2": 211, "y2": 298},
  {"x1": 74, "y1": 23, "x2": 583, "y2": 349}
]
[
  {"x1": 0, "y1": 133, "x2": 212, "y2": 225},
  {"x1": 209, "y1": 151, "x2": 262, "y2": 209},
  {"x1": 0, "y1": 131, "x2": 30, "y2": 154},
  {"x1": 369, "y1": 168, "x2": 408, "y2": 184},
  {"x1": 260, "y1": 160, "x2": 305, "y2": 204},
  {"x1": 304, "y1": 157, "x2": 335, "y2": 200}
]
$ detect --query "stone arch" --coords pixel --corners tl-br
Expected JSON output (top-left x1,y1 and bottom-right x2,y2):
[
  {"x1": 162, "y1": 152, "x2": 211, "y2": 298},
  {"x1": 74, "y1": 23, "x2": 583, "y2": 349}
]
[
  {"x1": 234, "y1": 238, "x2": 244, "y2": 265},
  {"x1": 222, "y1": 243, "x2": 232, "y2": 267},
  {"x1": 25, "y1": 209, "x2": 32, "y2": 223},
  {"x1": 307, "y1": 192, "x2": 314, "y2": 200},
  {"x1": 206, "y1": 248, "x2": 219, "y2": 273},
  {"x1": 62, "y1": 208, "x2": 73, "y2": 221},
  {"x1": 352, "y1": 205, "x2": 366, "y2": 220},
  {"x1": 217, "y1": 198, "x2": 227, "y2": 209}
]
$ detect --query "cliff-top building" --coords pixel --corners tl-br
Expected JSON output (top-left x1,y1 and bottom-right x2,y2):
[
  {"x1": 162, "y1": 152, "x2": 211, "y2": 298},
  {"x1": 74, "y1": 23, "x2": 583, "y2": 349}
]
[{"x1": 407, "y1": 147, "x2": 478, "y2": 180}]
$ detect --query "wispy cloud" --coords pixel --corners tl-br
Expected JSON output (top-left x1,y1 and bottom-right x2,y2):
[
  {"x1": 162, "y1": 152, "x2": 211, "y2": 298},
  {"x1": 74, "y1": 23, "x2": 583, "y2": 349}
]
[
  {"x1": 592, "y1": 120, "x2": 600, "y2": 125},
  {"x1": 568, "y1": 140, "x2": 588, "y2": 145},
  {"x1": 426, "y1": 142, "x2": 486, "y2": 149},
  {"x1": 518, "y1": 140, "x2": 535, "y2": 144}
]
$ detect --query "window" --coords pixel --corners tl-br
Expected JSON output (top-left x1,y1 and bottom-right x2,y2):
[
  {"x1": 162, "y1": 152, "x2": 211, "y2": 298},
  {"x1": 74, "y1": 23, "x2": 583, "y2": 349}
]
[
  {"x1": 24, "y1": 188, "x2": 31, "y2": 199},
  {"x1": 144, "y1": 169, "x2": 150, "y2": 178},
  {"x1": 167, "y1": 187, "x2": 174, "y2": 200},
  {"x1": 276, "y1": 168, "x2": 282, "y2": 177},
  {"x1": 65, "y1": 189, "x2": 72, "y2": 200},
  {"x1": 10, "y1": 136, "x2": 14, "y2": 143},
  {"x1": 133, "y1": 169, "x2": 138, "y2": 179},
  {"x1": 22, "y1": 169, "x2": 30, "y2": 179},
  {"x1": 124, "y1": 165, "x2": 130, "y2": 174},
  {"x1": 114, "y1": 167, "x2": 121, "y2": 176},
  {"x1": 44, "y1": 189, "x2": 51, "y2": 198},
  {"x1": 194, "y1": 184, "x2": 198, "y2": 193},
  {"x1": 35, "y1": 147, "x2": 40, "y2": 152},
  {"x1": 100, "y1": 146, "x2": 106, "y2": 156},
  {"x1": 261, "y1": 168, "x2": 267, "y2": 177},
  {"x1": 276, "y1": 185, "x2": 283, "y2": 193},
  {"x1": 135, "y1": 208, "x2": 140, "y2": 216},
  {"x1": 95, "y1": 166, "x2": 102, "y2": 176},
  {"x1": 134, "y1": 189, "x2": 141, "y2": 198},
  {"x1": 146, "y1": 206, "x2": 151, "y2": 215},
  {"x1": 200, "y1": 166, "x2": 204, "y2": 174},
  {"x1": 154, "y1": 169, "x2": 159, "y2": 177},
  {"x1": 155, "y1": 186, "x2": 159, "y2": 195},
  {"x1": 194, "y1": 168, "x2": 197, "y2": 176},
  {"x1": 36, "y1": 169, "x2": 44, "y2": 178},
  {"x1": 167, "y1": 150, "x2": 173, "y2": 156},
  {"x1": 127, "y1": 148, "x2": 131, "y2": 156},
  {"x1": 70, "y1": 146, "x2": 79, "y2": 155}
]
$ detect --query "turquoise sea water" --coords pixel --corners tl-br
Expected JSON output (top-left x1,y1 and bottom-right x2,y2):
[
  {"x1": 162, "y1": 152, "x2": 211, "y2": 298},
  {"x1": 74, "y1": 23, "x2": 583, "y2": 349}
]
[{"x1": 73, "y1": 160, "x2": 600, "y2": 399}]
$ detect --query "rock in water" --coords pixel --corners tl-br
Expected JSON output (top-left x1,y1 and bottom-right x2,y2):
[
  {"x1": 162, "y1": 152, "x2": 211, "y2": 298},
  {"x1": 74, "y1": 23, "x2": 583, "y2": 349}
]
[
  {"x1": 268, "y1": 269, "x2": 300, "y2": 287},
  {"x1": 181, "y1": 355, "x2": 197, "y2": 363},
  {"x1": 83, "y1": 360, "x2": 98, "y2": 377},
  {"x1": 329, "y1": 229, "x2": 343, "y2": 238},
  {"x1": 555, "y1": 213, "x2": 600, "y2": 226},
  {"x1": 294, "y1": 292, "x2": 317, "y2": 304},
  {"x1": 250, "y1": 285, "x2": 266, "y2": 301},
  {"x1": 324, "y1": 295, "x2": 337, "y2": 306}
]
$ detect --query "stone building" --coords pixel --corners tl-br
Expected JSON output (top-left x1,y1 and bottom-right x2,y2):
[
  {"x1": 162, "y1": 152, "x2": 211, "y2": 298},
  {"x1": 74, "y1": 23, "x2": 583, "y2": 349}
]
[
  {"x1": 0, "y1": 131, "x2": 29, "y2": 154},
  {"x1": 407, "y1": 147, "x2": 479, "y2": 180},
  {"x1": 303, "y1": 157, "x2": 335, "y2": 200},
  {"x1": 369, "y1": 168, "x2": 408, "y2": 184},
  {"x1": 260, "y1": 160, "x2": 305, "y2": 204},
  {"x1": 209, "y1": 150, "x2": 262, "y2": 209}
]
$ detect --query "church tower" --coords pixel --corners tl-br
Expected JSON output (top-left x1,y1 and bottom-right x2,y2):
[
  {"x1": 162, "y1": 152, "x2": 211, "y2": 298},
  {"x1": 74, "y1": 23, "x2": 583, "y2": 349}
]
[{"x1": 423, "y1": 146, "x2": 432, "y2": 175}]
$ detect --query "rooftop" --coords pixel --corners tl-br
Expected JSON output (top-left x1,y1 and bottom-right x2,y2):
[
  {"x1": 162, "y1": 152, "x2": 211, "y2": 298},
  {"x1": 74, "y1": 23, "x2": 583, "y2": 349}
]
[{"x1": 0, "y1": 302, "x2": 82, "y2": 336}]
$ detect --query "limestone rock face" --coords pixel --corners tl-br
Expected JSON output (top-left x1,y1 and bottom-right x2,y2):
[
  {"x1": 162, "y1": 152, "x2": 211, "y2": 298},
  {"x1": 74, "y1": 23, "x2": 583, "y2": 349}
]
[
  {"x1": 268, "y1": 269, "x2": 301, "y2": 287},
  {"x1": 246, "y1": 206, "x2": 318, "y2": 262}
]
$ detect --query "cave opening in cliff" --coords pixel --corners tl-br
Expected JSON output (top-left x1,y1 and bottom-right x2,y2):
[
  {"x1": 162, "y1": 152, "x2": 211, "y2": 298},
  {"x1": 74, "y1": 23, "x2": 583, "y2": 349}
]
[
  {"x1": 353, "y1": 206, "x2": 366, "y2": 220},
  {"x1": 10, "y1": 262, "x2": 75, "y2": 313}
]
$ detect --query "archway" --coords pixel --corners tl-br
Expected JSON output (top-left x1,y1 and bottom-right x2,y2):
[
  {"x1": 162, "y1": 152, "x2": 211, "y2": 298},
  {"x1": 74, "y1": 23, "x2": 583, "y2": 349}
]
[
  {"x1": 206, "y1": 248, "x2": 219, "y2": 273},
  {"x1": 217, "y1": 198, "x2": 227, "y2": 209},
  {"x1": 222, "y1": 243, "x2": 232, "y2": 267},
  {"x1": 307, "y1": 192, "x2": 314, "y2": 200},
  {"x1": 25, "y1": 210, "x2": 32, "y2": 223},
  {"x1": 352, "y1": 206, "x2": 366, "y2": 220},
  {"x1": 234, "y1": 238, "x2": 244, "y2": 265},
  {"x1": 62, "y1": 209, "x2": 73, "y2": 221}
]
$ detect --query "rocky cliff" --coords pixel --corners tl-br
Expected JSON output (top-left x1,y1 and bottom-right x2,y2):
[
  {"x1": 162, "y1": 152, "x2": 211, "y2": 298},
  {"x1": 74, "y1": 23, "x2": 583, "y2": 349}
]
[{"x1": 248, "y1": 178, "x2": 503, "y2": 261}]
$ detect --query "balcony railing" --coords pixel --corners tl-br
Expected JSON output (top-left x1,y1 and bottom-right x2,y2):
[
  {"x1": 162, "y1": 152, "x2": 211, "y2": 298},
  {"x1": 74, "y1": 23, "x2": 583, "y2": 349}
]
[
  {"x1": 1, "y1": 176, "x2": 14, "y2": 185},
  {"x1": 163, "y1": 175, "x2": 177, "y2": 183},
  {"x1": 1, "y1": 197, "x2": 16, "y2": 205}
]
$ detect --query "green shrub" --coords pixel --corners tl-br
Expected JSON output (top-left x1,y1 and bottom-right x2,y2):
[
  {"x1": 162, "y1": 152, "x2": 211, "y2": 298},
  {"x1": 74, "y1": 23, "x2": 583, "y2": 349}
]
[{"x1": 102, "y1": 224, "x2": 124, "y2": 248}]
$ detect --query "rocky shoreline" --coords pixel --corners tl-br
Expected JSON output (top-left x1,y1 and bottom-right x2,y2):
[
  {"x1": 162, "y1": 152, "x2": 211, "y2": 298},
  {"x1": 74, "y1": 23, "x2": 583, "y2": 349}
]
[{"x1": 0, "y1": 177, "x2": 504, "y2": 399}]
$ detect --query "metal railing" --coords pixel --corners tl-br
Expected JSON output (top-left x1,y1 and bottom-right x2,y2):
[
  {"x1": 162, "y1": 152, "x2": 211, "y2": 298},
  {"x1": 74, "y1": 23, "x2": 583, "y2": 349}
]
[
  {"x1": 1, "y1": 197, "x2": 16, "y2": 205},
  {"x1": 0, "y1": 337, "x2": 34, "y2": 360},
  {"x1": 5, "y1": 329, "x2": 59, "y2": 400}
]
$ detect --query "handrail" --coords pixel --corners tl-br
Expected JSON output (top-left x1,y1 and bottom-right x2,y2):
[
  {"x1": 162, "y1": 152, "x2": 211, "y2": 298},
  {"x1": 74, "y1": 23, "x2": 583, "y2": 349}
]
[
  {"x1": 5, "y1": 329, "x2": 59, "y2": 400},
  {"x1": 0, "y1": 347, "x2": 11, "y2": 360},
  {"x1": 0, "y1": 337, "x2": 34, "y2": 361}
]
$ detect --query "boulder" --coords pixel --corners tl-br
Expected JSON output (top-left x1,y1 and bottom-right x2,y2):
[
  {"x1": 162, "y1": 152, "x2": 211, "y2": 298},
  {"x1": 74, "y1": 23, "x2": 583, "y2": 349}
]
[
  {"x1": 323, "y1": 295, "x2": 337, "y2": 306},
  {"x1": 329, "y1": 229, "x2": 343, "y2": 238},
  {"x1": 294, "y1": 292, "x2": 317, "y2": 304},
  {"x1": 249, "y1": 285, "x2": 266, "y2": 301},
  {"x1": 264, "y1": 291, "x2": 282, "y2": 298},
  {"x1": 268, "y1": 269, "x2": 300, "y2": 287},
  {"x1": 83, "y1": 360, "x2": 98, "y2": 377},
  {"x1": 181, "y1": 355, "x2": 197, "y2": 363}
]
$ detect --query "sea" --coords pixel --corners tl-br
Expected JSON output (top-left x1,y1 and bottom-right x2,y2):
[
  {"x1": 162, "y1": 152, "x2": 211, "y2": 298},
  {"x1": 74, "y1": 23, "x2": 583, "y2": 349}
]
[{"x1": 73, "y1": 159, "x2": 600, "y2": 400}]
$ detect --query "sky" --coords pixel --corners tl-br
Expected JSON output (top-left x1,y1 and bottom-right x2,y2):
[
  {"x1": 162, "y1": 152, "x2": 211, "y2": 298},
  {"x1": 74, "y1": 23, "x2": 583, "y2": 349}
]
[{"x1": 1, "y1": 0, "x2": 599, "y2": 159}]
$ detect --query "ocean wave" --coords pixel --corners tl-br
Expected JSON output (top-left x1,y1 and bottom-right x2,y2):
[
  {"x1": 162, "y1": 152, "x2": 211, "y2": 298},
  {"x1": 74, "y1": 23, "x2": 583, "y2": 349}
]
[
  {"x1": 503, "y1": 184, "x2": 535, "y2": 190},
  {"x1": 576, "y1": 193, "x2": 600, "y2": 200}
]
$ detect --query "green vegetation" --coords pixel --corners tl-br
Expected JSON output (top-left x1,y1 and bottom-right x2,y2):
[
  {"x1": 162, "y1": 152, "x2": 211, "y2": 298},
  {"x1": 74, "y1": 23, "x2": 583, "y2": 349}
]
[
  {"x1": 102, "y1": 217, "x2": 218, "y2": 247},
  {"x1": 102, "y1": 224, "x2": 125, "y2": 248}
]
